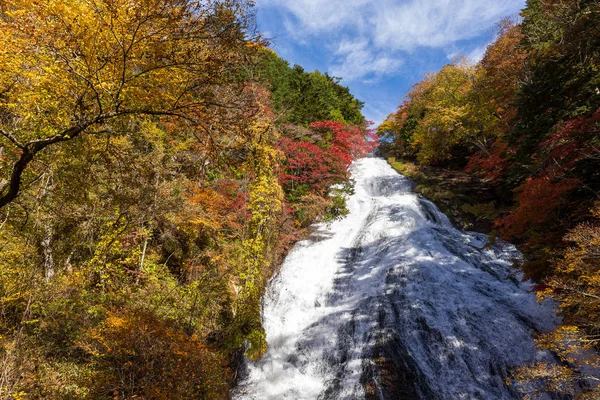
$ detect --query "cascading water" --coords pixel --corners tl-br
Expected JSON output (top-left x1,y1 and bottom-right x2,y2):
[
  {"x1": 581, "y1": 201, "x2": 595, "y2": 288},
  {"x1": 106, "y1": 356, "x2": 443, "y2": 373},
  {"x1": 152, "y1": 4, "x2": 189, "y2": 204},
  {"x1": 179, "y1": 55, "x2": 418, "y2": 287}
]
[{"x1": 233, "y1": 157, "x2": 559, "y2": 400}]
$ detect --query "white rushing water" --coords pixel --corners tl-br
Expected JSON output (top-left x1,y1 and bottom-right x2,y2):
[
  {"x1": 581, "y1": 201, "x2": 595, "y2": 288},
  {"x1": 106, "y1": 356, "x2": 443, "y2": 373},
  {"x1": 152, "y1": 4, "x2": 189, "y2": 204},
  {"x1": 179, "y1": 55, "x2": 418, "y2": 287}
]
[{"x1": 234, "y1": 157, "x2": 559, "y2": 400}]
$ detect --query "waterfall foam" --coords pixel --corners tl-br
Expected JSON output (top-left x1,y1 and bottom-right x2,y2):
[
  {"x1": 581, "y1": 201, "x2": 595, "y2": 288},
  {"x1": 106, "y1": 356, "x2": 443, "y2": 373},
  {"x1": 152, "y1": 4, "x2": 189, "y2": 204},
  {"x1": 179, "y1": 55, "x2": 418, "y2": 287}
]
[{"x1": 234, "y1": 157, "x2": 558, "y2": 400}]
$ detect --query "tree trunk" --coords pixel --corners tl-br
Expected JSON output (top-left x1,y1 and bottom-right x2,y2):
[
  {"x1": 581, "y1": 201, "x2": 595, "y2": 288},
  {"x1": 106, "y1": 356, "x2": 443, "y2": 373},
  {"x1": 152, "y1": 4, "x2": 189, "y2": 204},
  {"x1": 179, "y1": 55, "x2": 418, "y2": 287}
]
[{"x1": 42, "y1": 225, "x2": 55, "y2": 282}]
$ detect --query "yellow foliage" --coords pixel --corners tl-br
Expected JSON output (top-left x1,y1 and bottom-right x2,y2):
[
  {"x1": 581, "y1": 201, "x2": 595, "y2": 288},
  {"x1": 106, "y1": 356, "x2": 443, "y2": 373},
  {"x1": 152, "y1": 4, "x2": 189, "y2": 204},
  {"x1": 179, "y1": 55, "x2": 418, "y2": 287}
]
[
  {"x1": 235, "y1": 88, "x2": 284, "y2": 359},
  {"x1": 516, "y1": 203, "x2": 600, "y2": 398},
  {"x1": 0, "y1": 0, "x2": 257, "y2": 207},
  {"x1": 405, "y1": 62, "x2": 502, "y2": 164},
  {"x1": 79, "y1": 310, "x2": 231, "y2": 399}
]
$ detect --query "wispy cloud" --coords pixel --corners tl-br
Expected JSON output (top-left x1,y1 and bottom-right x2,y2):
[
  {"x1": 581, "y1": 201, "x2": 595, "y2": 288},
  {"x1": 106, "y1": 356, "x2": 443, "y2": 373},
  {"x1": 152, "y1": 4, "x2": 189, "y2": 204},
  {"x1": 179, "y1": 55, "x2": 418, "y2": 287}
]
[
  {"x1": 257, "y1": 0, "x2": 370, "y2": 33},
  {"x1": 467, "y1": 44, "x2": 489, "y2": 63},
  {"x1": 371, "y1": 0, "x2": 522, "y2": 51},
  {"x1": 330, "y1": 39, "x2": 403, "y2": 82},
  {"x1": 256, "y1": 0, "x2": 522, "y2": 81}
]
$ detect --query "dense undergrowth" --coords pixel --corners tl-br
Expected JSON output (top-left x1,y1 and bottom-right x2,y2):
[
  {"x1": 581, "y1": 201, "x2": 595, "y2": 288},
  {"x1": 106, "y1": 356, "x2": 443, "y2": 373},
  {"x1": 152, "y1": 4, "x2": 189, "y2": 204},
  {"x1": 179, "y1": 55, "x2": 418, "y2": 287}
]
[
  {"x1": 0, "y1": 1, "x2": 375, "y2": 398},
  {"x1": 379, "y1": 1, "x2": 600, "y2": 397}
]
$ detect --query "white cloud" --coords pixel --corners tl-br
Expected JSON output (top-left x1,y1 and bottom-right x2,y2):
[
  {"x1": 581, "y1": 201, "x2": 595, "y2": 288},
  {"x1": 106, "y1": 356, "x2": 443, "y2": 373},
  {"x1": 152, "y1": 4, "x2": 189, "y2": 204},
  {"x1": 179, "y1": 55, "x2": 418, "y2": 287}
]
[
  {"x1": 371, "y1": 0, "x2": 522, "y2": 51},
  {"x1": 329, "y1": 39, "x2": 403, "y2": 82},
  {"x1": 446, "y1": 42, "x2": 489, "y2": 63},
  {"x1": 258, "y1": 0, "x2": 522, "y2": 48},
  {"x1": 467, "y1": 44, "x2": 488, "y2": 63},
  {"x1": 257, "y1": 0, "x2": 371, "y2": 33},
  {"x1": 257, "y1": 0, "x2": 524, "y2": 81}
]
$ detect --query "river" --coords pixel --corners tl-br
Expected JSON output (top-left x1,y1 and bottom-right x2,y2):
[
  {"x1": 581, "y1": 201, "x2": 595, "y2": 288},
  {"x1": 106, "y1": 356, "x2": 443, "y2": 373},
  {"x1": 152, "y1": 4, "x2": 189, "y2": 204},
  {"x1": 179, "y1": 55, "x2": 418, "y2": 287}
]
[{"x1": 233, "y1": 157, "x2": 558, "y2": 400}]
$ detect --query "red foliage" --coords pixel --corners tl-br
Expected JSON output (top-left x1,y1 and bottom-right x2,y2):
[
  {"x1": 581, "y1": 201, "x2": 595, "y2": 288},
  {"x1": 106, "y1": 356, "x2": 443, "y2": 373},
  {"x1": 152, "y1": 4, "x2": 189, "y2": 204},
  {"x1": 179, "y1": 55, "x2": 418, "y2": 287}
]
[
  {"x1": 466, "y1": 141, "x2": 512, "y2": 182},
  {"x1": 493, "y1": 109, "x2": 598, "y2": 254},
  {"x1": 214, "y1": 178, "x2": 249, "y2": 230},
  {"x1": 541, "y1": 108, "x2": 600, "y2": 170},
  {"x1": 310, "y1": 121, "x2": 378, "y2": 159},
  {"x1": 278, "y1": 121, "x2": 377, "y2": 194},
  {"x1": 479, "y1": 21, "x2": 526, "y2": 126},
  {"x1": 496, "y1": 175, "x2": 580, "y2": 240},
  {"x1": 278, "y1": 137, "x2": 335, "y2": 193}
]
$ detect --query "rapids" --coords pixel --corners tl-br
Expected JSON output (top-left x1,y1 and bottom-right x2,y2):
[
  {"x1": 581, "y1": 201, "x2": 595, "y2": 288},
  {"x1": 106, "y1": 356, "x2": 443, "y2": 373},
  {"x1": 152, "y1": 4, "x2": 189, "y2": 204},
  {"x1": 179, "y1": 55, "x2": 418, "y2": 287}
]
[{"x1": 233, "y1": 157, "x2": 558, "y2": 400}]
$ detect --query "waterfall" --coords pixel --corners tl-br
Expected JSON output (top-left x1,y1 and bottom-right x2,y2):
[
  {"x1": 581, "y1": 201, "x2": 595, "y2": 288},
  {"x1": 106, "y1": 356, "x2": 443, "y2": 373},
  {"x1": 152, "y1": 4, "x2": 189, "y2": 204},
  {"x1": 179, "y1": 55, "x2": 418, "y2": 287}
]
[{"x1": 234, "y1": 157, "x2": 559, "y2": 400}]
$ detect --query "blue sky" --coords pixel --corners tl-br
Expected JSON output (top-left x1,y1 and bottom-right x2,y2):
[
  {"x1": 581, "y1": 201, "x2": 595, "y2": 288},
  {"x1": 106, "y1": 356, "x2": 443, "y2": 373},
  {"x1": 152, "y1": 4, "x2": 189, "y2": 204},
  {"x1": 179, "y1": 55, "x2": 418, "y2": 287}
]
[{"x1": 254, "y1": 0, "x2": 525, "y2": 125}]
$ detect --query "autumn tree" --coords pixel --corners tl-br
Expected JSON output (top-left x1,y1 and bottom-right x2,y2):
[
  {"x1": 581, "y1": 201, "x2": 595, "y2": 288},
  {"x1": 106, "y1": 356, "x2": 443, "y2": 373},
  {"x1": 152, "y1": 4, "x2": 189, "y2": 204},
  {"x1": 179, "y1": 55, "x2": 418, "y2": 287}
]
[
  {"x1": 0, "y1": 0, "x2": 274, "y2": 398},
  {"x1": 477, "y1": 19, "x2": 527, "y2": 131},
  {"x1": 514, "y1": 203, "x2": 600, "y2": 399},
  {"x1": 509, "y1": 0, "x2": 600, "y2": 169},
  {"x1": 278, "y1": 121, "x2": 375, "y2": 226},
  {"x1": 0, "y1": 0, "x2": 256, "y2": 208},
  {"x1": 397, "y1": 61, "x2": 502, "y2": 165}
]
